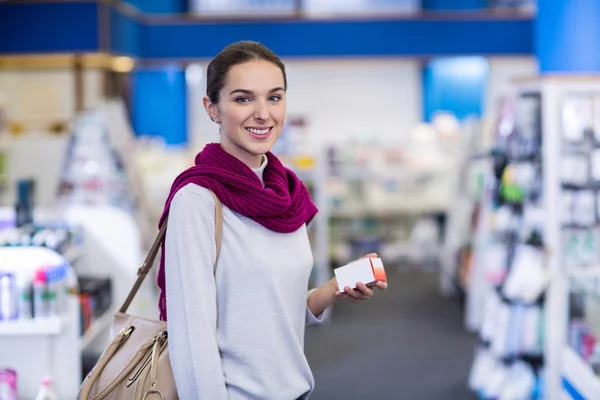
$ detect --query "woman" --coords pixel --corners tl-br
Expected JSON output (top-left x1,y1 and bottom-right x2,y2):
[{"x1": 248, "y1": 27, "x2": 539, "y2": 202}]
[{"x1": 158, "y1": 40, "x2": 388, "y2": 399}]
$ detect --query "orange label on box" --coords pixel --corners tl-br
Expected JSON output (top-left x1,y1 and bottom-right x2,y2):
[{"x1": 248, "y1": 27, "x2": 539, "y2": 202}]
[{"x1": 370, "y1": 258, "x2": 387, "y2": 281}]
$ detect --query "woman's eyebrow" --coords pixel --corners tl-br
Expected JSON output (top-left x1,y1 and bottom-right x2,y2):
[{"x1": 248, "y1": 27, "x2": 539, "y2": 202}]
[{"x1": 229, "y1": 87, "x2": 285, "y2": 95}]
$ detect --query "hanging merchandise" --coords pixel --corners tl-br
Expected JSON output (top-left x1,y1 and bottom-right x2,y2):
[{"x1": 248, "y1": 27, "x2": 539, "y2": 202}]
[
  {"x1": 467, "y1": 91, "x2": 547, "y2": 399},
  {"x1": 561, "y1": 154, "x2": 589, "y2": 187},
  {"x1": 502, "y1": 244, "x2": 547, "y2": 304},
  {"x1": 58, "y1": 110, "x2": 134, "y2": 212},
  {"x1": 470, "y1": 348, "x2": 540, "y2": 400}
]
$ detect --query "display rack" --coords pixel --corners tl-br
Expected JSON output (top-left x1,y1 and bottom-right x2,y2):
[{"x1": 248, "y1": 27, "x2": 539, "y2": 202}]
[
  {"x1": 538, "y1": 77, "x2": 600, "y2": 400},
  {"x1": 467, "y1": 86, "x2": 547, "y2": 400},
  {"x1": 0, "y1": 204, "x2": 146, "y2": 398},
  {"x1": 0, "y1": 246, "x2": 81, "y2": 400},
  {"x1": 467, "y1": 77, "x2": 600, "y2": 400}
]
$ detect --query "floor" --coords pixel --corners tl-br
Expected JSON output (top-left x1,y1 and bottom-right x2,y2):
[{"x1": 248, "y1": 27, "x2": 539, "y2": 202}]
[{"x1": 304, "y1": 268, "x2": 479, "y2": 400}]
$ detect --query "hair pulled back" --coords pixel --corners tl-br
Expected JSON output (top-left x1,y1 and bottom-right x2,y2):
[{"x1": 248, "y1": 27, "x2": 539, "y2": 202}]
[{"x1": 206, "y1": 41, "x2": 287, "y2": 104}]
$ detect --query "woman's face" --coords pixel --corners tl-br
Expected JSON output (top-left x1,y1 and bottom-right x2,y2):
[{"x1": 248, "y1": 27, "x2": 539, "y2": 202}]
[{"x1": 204, "y1": 60, "x2": 286, "y2": 168}]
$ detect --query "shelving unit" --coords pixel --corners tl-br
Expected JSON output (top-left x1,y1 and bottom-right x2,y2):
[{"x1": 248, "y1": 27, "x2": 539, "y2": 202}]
[
  {"x1": 535, "y1": 77, "x2": 600, "y2": 400},
  {"x1": 0, "y1": 316, "x2": 65, "y2": 336},
  {"x1": 466, "y1": 77, "x2": 600, "y2": 399},
  {"x1": 0, "y1": 203, "x2": 147, "y2": 398},
  {"x1": 0, "y1": 246, "x2": 82, "y2": 400},
  {"x1": 466, "y1": 86, "x2": 547, "y2": 399}
]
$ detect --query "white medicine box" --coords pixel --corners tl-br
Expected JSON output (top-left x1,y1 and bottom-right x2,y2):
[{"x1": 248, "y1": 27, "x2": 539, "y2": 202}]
[{"x1": 334, "y1": 257, "x2": 387, "y2": 292}]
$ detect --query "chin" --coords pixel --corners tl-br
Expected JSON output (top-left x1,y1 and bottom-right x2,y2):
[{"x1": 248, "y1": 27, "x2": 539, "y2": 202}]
[
  {"x1": 245, "y1": 141, "x2": 275, "y2": 156},
  {"x1": 244, "y1": 133, "x2": 280, "y2": 154}
]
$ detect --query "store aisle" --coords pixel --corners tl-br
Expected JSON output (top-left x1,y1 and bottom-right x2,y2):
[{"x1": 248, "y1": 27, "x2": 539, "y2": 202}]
[{"x1": 305, "y1": 269, "x2": 478, "y2": 400}]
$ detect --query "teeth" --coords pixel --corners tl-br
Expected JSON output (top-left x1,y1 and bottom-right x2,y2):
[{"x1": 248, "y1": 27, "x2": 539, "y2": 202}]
[{"x1": 247, "y1": 127, "x2": 270, "y2": 135}]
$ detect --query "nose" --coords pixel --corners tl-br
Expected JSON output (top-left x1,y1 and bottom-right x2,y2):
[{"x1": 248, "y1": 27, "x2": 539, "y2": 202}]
[{"x1": 253, "y1": 101, "x2": 270, "y2": 122}]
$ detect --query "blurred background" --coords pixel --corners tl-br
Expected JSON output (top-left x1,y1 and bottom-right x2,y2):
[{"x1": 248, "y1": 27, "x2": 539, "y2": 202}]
[{"x1": 2, "y1": 0, "x2": 600, "y2": 399}]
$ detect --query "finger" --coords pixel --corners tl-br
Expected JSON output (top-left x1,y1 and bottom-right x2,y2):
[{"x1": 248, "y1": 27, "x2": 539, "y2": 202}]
[
  {"x1": 375, "y1": 281, "x2": 388, "y2": 290},
  {"x1": 355, "y1": 282, "x2": 374, "y2": 298},
  {"x1": 344, "y1": 285, "x2": 369, "y2": 301},
  {"x1": 343, "y1": 286, "x2": 367, "y2": 300},
  {"x1": 360, "y1": 253, "x2": 378, "y2": 260},
  {"x1": 341, "y1": 293, "x2": 360, "y2": 303}
]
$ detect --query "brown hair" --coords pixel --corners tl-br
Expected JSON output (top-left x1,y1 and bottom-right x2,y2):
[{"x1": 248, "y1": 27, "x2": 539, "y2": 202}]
[{"x1": 206, "y1": 41, "x2": 287, "y2": 104}]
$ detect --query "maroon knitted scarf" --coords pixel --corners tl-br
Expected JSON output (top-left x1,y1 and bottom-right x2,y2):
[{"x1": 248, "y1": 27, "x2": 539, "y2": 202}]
[{"x1": 157, "y1": 143, "x2": 318, "y2": 320}]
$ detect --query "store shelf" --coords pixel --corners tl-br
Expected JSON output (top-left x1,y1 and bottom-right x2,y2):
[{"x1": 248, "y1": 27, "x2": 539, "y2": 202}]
[
  {"x1": 0, "y1": 2, "x2": 98, "y2": 54},
  {"x1": 80, "y1": 310, "x2": 113, "y2": 351},
  {"x1": 0, "y1": 1, "x2": 534, "y2": 58},
  {"x1": 0, "y1": 316, "x2": 65, "y2": 336},
  {"x1": 563, "y1": 346, "x2": 600, "y2": 400}
]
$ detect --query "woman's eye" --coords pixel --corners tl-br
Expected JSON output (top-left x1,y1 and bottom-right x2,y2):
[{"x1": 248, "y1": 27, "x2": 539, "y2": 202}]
[
  {"x1": 269, "y1": 95, "x2": 281, "y2": 102},
  {"x1": 235, "y1": 97, "x2": 250, "y2": 103}
]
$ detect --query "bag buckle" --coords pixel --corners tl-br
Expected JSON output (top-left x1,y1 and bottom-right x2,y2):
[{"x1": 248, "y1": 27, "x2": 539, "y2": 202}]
[
  {"x1": 119, "y1": 326, "x2": 135, "y2": 338},
  {"x1": 143, "y1": 389, "x2": 165, "y2": 400}
]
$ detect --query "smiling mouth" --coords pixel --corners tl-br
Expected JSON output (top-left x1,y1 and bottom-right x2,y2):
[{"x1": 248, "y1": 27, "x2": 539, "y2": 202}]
[{"x1": 245, "y1": 127, "x2": 272, "y2": 136}]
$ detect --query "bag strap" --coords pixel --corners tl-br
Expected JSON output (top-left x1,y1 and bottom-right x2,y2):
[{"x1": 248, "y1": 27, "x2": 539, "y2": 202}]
[{"x1": 119, "y1": 190, "x2": 223, "y2": 314}]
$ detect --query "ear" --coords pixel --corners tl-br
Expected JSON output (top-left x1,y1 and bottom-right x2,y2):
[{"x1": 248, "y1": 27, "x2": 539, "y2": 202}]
[{"x1": 203, "y1": 96, "x2": 220, "y2": 124}]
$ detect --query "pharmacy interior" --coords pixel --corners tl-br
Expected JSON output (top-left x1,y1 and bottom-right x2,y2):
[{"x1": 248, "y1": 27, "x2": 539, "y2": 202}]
[{"x1": 1, "y1": 0, "x2": 600, "y2": 399}]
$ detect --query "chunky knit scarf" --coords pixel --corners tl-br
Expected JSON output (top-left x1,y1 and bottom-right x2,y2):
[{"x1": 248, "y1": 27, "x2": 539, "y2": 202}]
[{"x1": 157, "y1": 143, "x2": 318, "y2": 320}]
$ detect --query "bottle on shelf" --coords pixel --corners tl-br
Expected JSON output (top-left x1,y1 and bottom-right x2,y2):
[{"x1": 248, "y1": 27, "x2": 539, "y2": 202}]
[
  {"x1": 34, "y1": 376, "x2": 57, "y2": 400},
  {"x1": 0, "y1": 368, "x2": 18, "y2": 400},
  {"x1": 16, "y1": 273, "x2": 32, "y2": 320},
  {"x1": 32, "y1": 270, "x2": 48, "y2": 319},
  {"x1": 0, "y1": 272, "x2": 17, "y2": 321}
]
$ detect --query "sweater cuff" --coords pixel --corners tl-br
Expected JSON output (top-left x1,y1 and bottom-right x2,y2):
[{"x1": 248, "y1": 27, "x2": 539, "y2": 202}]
[{"x1": 305, "y1": 289, "x2": 325, "y2": 326}]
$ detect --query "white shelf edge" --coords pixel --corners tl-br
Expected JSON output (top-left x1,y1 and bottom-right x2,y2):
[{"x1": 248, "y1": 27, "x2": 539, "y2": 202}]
[
  {"x1": 569, "y1": 267, "x2": 600, "y2": 278},
  {"x1": 0, "y1": 316, "x2": 64, "y2": 336},
  {"x1": 80, "y1": 310, "x2": 113, "y2": 351},
  {"x1": 563, "y1": 346, "x2": 600, "y2": 399}
]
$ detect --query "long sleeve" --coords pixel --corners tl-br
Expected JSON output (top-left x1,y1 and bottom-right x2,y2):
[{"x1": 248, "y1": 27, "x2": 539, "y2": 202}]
[{"x1": 164, "y1": 184, "x2": 228, "y2": 399}]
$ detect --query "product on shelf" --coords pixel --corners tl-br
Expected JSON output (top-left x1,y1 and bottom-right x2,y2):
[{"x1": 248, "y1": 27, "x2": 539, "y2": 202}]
[
  {"x1": 0, "y1": 272, "x2": 17, "y2": 320},
  {"x1": 469, "y1": 348, "x2": 542, "y2": 400},
  {"x1": 15, "y1": 178, "x2": 35, "y2": 228},
  {"x1": 0, "y1": 368, "x2": 17, "y2": 400},
  {"x1": 0, "y1": 263, "x2": 73, "y2": 321},
  {"x1": 78, "y1": 275, "x2": 112, "y2": 336},
  {"x1": 34, "y1": 375, "x2": 58, "y2": 400}
]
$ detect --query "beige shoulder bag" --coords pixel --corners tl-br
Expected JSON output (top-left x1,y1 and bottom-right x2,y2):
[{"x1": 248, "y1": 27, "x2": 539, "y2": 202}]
[{"x1": 78, "y1": 191, "x2": 223, "y2": 400}]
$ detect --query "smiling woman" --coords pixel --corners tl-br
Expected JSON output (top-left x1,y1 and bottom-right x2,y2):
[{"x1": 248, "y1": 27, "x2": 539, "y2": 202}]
[
  {"x1": 157, "y1": 40, "x2": 388, "y2": 400},
  {"x1": 203, "y1": 50, "x2": 287, "y2": 168}
]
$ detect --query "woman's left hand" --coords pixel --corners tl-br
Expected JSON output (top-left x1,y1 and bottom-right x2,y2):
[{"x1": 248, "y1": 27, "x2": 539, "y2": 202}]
[
  {"x1": 334, "y1": 253, "x2": 389, "y2": 303},
  {"x1": 336, "y1": 280, "x2": 388, "y2": 303}
]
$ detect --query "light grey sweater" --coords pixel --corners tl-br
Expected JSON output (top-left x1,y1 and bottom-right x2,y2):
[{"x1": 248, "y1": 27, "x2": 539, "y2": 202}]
[{"x1": 165, "y1": 157, "x2": 323, "y2": 399}]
